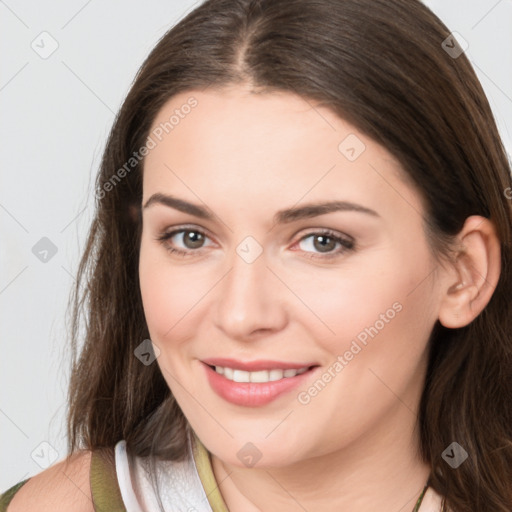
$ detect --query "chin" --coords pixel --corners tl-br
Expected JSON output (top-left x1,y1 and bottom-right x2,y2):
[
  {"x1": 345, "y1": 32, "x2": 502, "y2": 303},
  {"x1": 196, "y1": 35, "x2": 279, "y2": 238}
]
[{"x1": 204, "y1": 431, "x2": 309, "y2": 470}]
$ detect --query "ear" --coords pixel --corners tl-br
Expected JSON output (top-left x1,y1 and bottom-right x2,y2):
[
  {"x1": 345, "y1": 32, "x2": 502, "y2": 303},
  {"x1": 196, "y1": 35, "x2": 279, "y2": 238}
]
[{"x1": 438, "y1": 215, "x2": 501, "y2": 329}]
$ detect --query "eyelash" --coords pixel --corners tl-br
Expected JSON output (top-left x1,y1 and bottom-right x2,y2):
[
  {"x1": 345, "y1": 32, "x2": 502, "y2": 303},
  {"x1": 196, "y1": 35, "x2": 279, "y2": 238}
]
[{"x1": 155, "y1": 225, "x2": 355, "y2": 260}]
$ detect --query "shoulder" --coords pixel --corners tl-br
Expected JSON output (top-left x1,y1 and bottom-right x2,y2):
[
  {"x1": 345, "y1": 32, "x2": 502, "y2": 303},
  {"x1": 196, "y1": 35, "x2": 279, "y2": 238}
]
[{"x1": 4, "y1": 450, "x2": 94, "y2": 512}]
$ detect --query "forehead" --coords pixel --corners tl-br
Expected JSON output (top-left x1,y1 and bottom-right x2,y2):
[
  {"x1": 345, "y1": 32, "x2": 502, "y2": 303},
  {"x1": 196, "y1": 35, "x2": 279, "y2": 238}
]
[{"x1": 142, "y1": 87, "x2": 422, "y2": 221}]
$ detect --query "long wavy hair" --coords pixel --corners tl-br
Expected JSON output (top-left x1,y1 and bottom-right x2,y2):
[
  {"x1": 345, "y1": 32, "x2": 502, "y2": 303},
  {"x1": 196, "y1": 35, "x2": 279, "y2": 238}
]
[{"x1": 66, "y1": 0, "x2": 512, "y2": 510}]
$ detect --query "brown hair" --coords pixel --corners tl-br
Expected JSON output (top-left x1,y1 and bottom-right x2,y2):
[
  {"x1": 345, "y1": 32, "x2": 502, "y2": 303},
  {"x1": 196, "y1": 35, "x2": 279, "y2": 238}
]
[{"x1": 66, "y1": 0, "x2": 512, "y2": 510}]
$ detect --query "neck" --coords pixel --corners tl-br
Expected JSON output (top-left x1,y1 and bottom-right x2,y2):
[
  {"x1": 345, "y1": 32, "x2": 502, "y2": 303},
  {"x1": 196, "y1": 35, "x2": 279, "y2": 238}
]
[{"x1": 211, "y1": 403, "x2": 432, "y2": 511}]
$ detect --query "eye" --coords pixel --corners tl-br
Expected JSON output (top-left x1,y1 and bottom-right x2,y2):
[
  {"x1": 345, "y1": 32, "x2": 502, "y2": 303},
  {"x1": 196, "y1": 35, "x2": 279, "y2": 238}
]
[
  {"x1": 295, "y1": 229, "x2": 355, "y2": 259},
  {"x1": 156, "y1": 226, "x2": 355, "y2": 260},
  {"x1": 156, "y1": 226, "x2": 213, "y2": 256}
]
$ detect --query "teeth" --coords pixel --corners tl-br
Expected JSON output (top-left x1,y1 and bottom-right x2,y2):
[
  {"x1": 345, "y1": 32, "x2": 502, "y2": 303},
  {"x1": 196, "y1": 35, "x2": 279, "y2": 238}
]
[
  {"x1": 214, "y1": 365, "x2": 310, "y2": 383},
  {"x1": 233, "y1": 370, "x2": 250, "y2": 383},
  {"x1": 269, "y1": 369, "x2": 283, "y2": 381},
  {"x1": 249, "y1": 370, "x2": 270, "y2": 383}
]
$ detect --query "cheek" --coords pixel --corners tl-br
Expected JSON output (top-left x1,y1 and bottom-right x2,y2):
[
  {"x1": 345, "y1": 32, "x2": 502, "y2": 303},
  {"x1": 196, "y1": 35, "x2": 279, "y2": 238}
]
[
  {"x1": 138, "y1": 238, "x2": 219, "y2": 350},
  {"x1": 290, "y1": 268, "x2": 401, "y2": 338},
  {"x1": 288, "y1": 257, "x2": 435, "y2": 455},
  {"x1": 139, "y1": 240, "x2": 187, "y2": 340},
  {"x1": 299, "y1": 241, "x2": 436, "y2": 362}
]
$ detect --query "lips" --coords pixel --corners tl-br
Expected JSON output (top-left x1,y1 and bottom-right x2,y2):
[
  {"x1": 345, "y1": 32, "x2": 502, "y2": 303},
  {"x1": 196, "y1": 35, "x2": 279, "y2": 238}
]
[{"x1": 201, "y1": 358, "x2": 319, "y2": 407}]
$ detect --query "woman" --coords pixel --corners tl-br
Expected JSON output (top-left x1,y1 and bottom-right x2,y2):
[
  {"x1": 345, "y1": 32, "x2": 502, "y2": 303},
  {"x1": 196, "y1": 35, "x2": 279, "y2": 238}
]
[{"x1": 1, "y1": 0, "x2": 511, "y2": 510}]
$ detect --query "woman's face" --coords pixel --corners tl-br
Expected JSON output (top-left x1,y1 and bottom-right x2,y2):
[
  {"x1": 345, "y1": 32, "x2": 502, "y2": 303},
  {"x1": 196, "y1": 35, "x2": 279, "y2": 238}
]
[{"x1": 139, "y1": 85, "x2": 443, "y2": 468}]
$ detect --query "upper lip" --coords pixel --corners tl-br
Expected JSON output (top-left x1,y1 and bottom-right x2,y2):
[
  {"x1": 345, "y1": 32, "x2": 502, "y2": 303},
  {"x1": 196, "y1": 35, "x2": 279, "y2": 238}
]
[{"x1": 202, "y1": 358, "x2": 318, "y2": 371}]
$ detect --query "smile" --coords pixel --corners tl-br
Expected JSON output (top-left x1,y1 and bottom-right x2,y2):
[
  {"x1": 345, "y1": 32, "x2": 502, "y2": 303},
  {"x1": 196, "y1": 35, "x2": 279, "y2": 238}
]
[
  {"x1": 211, "y1": 365, "x2": 310, "y2": 382},
  {"x1": 201, "y1": 359, "x2": 319, "y2": 407}
]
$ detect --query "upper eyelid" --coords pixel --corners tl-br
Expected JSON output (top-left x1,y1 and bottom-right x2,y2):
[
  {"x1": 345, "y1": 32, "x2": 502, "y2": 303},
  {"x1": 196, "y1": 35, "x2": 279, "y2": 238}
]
[{"x1": 157, "y1": 225, "x2": 214, "y2": 242}]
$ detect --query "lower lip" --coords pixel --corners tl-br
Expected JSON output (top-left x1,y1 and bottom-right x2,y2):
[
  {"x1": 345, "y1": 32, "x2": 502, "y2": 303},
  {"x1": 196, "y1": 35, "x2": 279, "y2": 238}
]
[{"x1": 202, "y1": 363, "x2": 317, "y2": 407}]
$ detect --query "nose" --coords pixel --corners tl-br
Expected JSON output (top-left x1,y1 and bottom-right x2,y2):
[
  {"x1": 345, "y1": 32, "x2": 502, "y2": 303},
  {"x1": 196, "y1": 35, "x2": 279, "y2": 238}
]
[{"x1": 212, "y1": 245, "x2": 288, "y2": 341}]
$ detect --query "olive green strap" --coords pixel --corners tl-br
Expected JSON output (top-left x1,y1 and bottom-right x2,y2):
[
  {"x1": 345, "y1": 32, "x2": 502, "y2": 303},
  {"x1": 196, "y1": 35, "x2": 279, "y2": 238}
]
[
  {"x1": 90, "y1": 448, "x2": 127, "y2": 512},
  {"x1": 191, "y1": 432, "x2": 229, "y2": 512},
  {"x1": 0, "y1": 479, "x2": 30, "y2": 511},
  {"x1": 411, "y1": 481, "x2": 429, "y2": 512}
]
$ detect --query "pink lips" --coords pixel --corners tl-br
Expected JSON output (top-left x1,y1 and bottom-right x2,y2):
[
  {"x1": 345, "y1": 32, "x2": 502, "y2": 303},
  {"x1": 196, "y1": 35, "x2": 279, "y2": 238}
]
[{"x1": 201, "y1": 358, "x2": 319, "y2": 407}]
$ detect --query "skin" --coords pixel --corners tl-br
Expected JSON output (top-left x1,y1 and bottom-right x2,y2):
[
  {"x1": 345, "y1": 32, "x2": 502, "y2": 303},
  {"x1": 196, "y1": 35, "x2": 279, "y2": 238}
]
[{"x1": 138, "y1": 85, "x2": 501, "y2": 511}]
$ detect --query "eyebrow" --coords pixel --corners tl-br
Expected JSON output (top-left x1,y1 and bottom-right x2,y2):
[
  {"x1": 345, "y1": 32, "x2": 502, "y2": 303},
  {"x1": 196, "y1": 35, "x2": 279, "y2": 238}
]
[{"x1": 143, "y1": 193, "x2": 380, "y2": 223}]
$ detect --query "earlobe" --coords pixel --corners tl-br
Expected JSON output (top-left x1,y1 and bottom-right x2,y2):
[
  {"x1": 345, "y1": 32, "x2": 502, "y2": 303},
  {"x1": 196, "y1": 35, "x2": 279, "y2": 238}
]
[{"x1": 438, "y1": 216, "x2": 501, "y2": 329}]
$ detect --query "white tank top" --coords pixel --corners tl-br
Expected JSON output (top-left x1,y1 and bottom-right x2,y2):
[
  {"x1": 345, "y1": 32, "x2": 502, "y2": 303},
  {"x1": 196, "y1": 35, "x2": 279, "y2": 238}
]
[
  {"x1": 114, "y1": 435, "x2": 446, "y2": 511},
  {"x1": 114, "y1": 433, "x2": 214, "y2": 512}
]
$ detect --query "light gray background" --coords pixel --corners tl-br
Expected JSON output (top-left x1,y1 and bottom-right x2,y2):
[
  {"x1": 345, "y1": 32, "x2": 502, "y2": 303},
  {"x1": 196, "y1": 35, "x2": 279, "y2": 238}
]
[{"x1": 1, "y1": 0, "x2": 511, "y2": 491}]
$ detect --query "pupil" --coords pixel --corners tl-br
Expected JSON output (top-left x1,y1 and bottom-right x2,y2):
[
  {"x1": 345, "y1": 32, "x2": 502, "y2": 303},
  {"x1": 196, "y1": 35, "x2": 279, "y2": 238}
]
[
  {"x1": 314, "y1": 235, "x2": 334, "y2": 252},
  {"x1": 186, "y1": 231, "x2": 203, "y2": 248}
]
